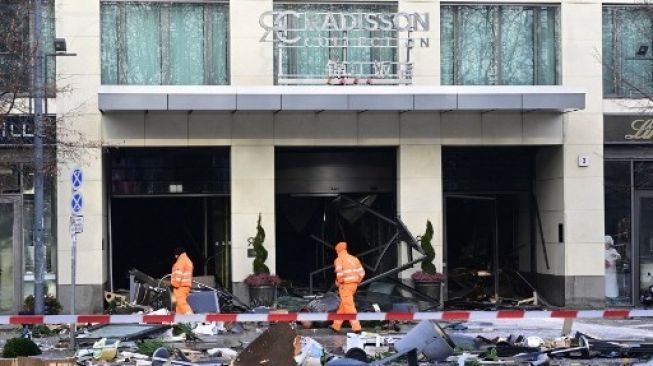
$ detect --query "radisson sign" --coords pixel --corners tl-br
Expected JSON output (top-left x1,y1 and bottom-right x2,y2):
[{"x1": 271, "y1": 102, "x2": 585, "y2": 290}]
[
  {"x1": 259, "y1": 11, "x2": 430, "y2": 43},
  {"x1": 259, "y1": 10, "x2": 431, "y2": 85}
]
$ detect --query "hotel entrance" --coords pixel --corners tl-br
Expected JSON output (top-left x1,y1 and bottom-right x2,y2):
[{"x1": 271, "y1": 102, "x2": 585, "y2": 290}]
[
  {"x1": 443, "y1": 147, "x2": 537, "y2": 306},
  {"x1": 107, "y1": 148, "x2": 231, "y2": 291}
]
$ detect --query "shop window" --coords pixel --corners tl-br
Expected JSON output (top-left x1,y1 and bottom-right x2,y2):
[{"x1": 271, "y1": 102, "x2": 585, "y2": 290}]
[
  {"x1": 101, "y1": 1, "x2": 229, "y2": 85},
  {"x1": 604, "y1": 161, "x2": 633, "y2": 305},
  {"x1": 0, "y1": 0, "x2": 56, "y2": 93},
  {"x1": 272, "y1": 2, "x2": 399, "y2": 85},
  {"x1": 441, "y1": 5, "x2": 559, "y2": 85},
  {"x1": 603, "y1": 6, "x2": 653, "y2": 98}
]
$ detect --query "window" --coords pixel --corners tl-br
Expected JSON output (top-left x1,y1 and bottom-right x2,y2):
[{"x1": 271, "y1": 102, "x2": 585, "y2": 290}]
[
  {"x1": 441, "y1": 5, "x2": 559, "y2": 85},
  {"x1": 101, "y1": 1, "x2": 229, "y2": 85},
  {"x1": 110, "y1": 148, "x2": 230, "y2": 196},
  {"x1": 0, "y1": 0, "x2": 55, "y2": 92},
  {"x1": 603, "y1": 6, "x2": 653, "y2": 98},
  {"x1": 604, "y1": 161, "x2": 633, "y2": 305},
  {"x1": 273, "y1": 2, "x2": 399, "y2": 85}
]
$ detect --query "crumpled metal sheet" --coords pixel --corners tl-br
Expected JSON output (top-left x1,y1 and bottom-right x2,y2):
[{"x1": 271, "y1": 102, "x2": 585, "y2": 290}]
[{"x1": 76, "y1": 324, "x2": 169, "y2": 341}]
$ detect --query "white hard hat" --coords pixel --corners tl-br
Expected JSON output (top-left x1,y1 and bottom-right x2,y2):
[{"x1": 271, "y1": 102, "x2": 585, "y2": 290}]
[{"x1": 604, "y1": 235, "x2": 614, "y2": 246}]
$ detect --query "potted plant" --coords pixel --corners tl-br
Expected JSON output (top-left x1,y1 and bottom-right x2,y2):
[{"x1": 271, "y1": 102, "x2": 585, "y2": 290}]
[
  {"x1": 411, "y1": 220, "x2": 445, "y2": 310},
  {"x1": 244, "y1": 214, "x2": 281, "y2": 307}
]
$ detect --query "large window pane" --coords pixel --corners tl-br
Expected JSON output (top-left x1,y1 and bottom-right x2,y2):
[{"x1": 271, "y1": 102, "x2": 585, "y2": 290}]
[
  {"x1": 100, "y1": 1, "x2": 229, "y2": 85},
  {"x1": 441, "y1": 5, "x2": 559, "y2": 85},
  {"x1": 101, "y1": 4, "x2": 119, "y2": 85},
  {"x1": 0, "y1": 1, "x2": 55, "y2": 93},
  {"x1": 603, "y1": 6, "x2": 653, "y2": 97}
]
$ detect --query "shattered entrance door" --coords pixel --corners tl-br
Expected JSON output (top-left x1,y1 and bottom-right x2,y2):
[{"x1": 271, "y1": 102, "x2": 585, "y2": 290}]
[{"x1": 445, "y1": 195, "x2": 499, "y2": 302}]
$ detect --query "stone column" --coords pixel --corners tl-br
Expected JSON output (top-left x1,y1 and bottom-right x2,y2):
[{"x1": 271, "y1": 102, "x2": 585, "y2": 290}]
[
  {"x1": 55, "y1": 0, "x2": 105, "y2": 313},
  {"x1": 397, "y1": 113, "x2": 443, "y2": 280},
  {"x1": 230, "y1": 143, "x2": 275, "y2": 303},
  {"x1": 230, "y1": 0, "x2": 273, "y2": 85},
  {"x1": 561, "y1": 0, "x2": 605, "y2": 307}
]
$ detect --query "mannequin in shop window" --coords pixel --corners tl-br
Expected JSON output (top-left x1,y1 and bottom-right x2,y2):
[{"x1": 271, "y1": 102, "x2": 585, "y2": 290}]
[{"x1": 605, "y1": 235, "x2": 621, "y2": 299}]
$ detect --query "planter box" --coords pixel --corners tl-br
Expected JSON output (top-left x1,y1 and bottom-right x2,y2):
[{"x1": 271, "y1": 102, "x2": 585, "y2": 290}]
[
  {"x1": 414, "y1": 281, "x2": 442, "y2": 311},
  {"x1": 248, "y1": 285, "x2": 277, "y2": 307}
]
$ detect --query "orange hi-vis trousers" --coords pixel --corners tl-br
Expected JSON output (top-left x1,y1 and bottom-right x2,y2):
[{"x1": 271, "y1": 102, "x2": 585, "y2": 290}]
[
  {"x1": 173, "y1": 286, "x2": 192, "y2": 314},
  {"x1": 331, "y1": 283, "x2": 361, "y2": 332}
]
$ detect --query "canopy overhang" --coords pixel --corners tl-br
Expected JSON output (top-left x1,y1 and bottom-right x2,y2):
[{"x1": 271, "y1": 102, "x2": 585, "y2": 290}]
[{"x1": 98, "y1": 85, "x2": 585, "y2": 112}]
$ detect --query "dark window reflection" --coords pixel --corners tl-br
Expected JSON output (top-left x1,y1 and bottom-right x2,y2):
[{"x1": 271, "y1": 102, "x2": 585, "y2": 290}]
[{"x1": 604, "y1": 161, "x2": 632, "y2": 304}]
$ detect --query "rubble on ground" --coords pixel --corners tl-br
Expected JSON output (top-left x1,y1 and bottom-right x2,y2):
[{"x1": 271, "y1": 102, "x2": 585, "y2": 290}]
[{"x1": 2, "y1": 269, "x2": 652, "y2": 365}]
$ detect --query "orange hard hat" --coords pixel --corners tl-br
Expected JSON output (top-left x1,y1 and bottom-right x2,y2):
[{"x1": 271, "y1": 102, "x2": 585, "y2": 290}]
[{"x1": 335, "y1": 241, "x2": 347, "y2": 252}]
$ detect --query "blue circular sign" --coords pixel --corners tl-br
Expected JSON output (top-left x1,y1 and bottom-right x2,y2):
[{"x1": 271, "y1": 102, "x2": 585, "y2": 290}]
[
  {"x1": 71, "y1": 192, "x2": 83, "y2": 214},
  {"x1": 71, "y1": 168, "x2": 83, "y2": 190}
]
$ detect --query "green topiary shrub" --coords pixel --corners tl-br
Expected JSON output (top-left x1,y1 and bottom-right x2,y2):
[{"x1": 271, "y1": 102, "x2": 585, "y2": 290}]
[
  {"x1": 411, "y1": 220, "x2": 445, "y2": 282},
  {"x1": 244, "y1": 214, "x2": 281, "y2": 287},
  {"x1": 420, "y1": 220, "x2": 436, "y2": 274},
  {"x1": 2, "y1": 337, "x2": 42, "y2": 358},
  {"x1": 251, "y1": 214, "x2": 269, "y2": 275}
]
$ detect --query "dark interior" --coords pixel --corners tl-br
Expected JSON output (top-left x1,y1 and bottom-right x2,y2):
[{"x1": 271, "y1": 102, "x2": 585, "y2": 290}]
[
  {"x1": 443, "y1": 147, "x2": 536, "y2": 303},
  {"x1": 275, "y1": 147, "x2": 397, "y2": 290},
  {"x1": 108, "y1": 148, "x2": 231, "y2": 290}
]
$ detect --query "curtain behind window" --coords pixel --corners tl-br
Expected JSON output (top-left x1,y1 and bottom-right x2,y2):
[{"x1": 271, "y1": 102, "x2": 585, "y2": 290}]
[
  {"x1": 210, "y1": 5, "x2": 229, "y2": 85},
  {"x1": 170, "y1": 4, "x2": 204, "y2": 85},
  {"x1": 125, "y1": 4, "x2": 162, "y2": 85}
]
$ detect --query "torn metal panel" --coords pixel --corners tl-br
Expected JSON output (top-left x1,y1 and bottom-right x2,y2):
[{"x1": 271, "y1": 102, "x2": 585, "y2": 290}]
[{"x1": 76, "y1": 324, "x2": 170, "y2": 342}]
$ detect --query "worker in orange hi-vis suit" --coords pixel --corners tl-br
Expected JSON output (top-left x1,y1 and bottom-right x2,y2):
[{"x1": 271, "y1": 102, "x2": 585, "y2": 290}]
[
  {"x1": 331, "y1": 241, "x2": 365, "y2": 334},
  {"x1": 171, "y1": 247, "x2": 194, "y2": 314}
]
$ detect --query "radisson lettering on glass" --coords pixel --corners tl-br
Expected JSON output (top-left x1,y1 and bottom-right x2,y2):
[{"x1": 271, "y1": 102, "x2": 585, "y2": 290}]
[{"x1": 259, "y1": 8, "x2": 431, "y2": 85}]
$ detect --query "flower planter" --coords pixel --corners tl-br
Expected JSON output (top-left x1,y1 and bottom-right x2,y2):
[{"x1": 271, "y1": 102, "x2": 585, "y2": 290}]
[
  {"x1": 248, "y1": 284, "x2": 277, "y2": 307},
  {"x1": 414, "y1": 280, "x2": 442, "y2": 311}
]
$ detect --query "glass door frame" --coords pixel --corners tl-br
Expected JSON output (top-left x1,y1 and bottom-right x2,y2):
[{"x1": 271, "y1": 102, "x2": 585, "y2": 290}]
[
  {"x1": 0, "y1": 195, "x2": 23, "y2": 313},
  {"x1": 634, "y1": 190, "x2": 653, "y2": 305}
]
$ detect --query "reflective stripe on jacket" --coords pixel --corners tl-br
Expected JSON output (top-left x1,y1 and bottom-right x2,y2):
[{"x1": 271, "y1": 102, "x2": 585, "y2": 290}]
[
  {"x1": 334, "y1": 252, "x2": 365, "y2": 284},
  {"x1": 171, "y1": 253, "x2": 193, "y2": 288}
]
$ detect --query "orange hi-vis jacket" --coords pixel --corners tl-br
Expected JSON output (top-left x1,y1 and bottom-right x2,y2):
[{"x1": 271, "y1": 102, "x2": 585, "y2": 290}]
[
  {"x1": 335, "y1": 251, "x2": 365, "y2": 285},
  {"x1": 171, "y1": 253, "x2": 193, "y2": 288}
]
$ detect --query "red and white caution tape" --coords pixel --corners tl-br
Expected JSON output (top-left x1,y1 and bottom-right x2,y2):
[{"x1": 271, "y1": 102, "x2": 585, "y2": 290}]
[{"x1": 1, "y1": 310, "x2": 652, "y2": 325}]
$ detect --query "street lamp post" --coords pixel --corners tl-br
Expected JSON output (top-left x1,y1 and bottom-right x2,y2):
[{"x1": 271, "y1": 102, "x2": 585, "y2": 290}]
[{"x1": 33, "y1": 0, "x2": 46, "y2": 316}]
